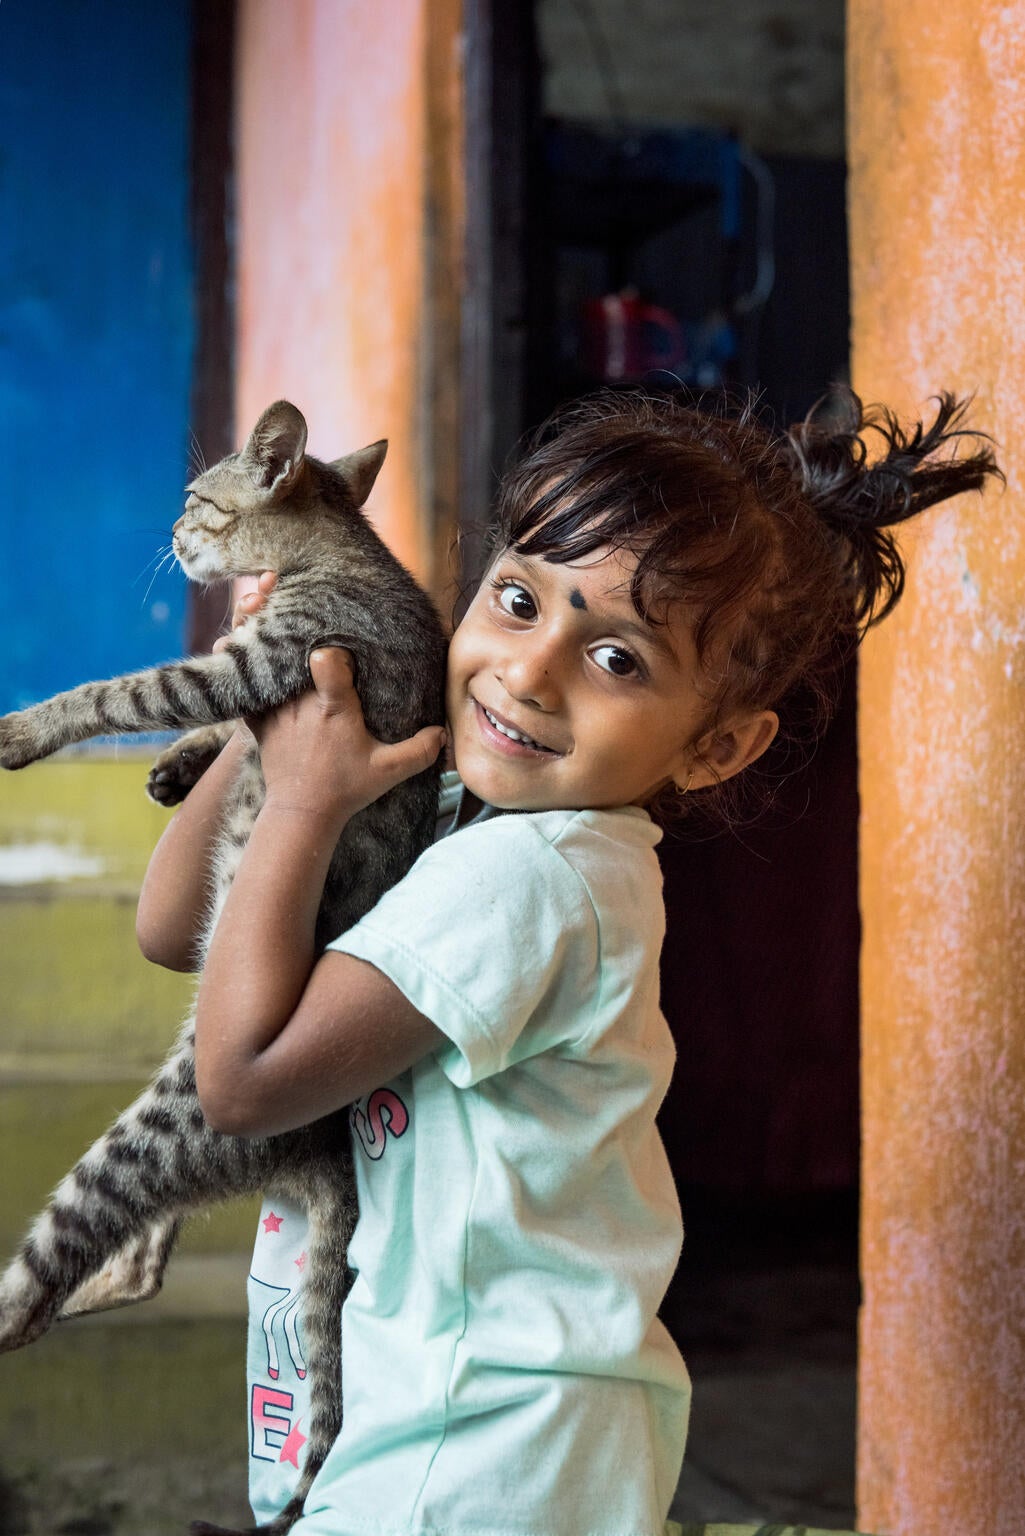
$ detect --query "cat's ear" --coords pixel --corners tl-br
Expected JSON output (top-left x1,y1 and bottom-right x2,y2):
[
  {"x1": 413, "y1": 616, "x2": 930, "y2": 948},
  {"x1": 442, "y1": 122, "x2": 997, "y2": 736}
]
[
  {"x1": 330, "y1": 440, "x2": 388, "y2": 509},
  {"x1": 239, "y1": 401, "x2": 308, "y2": 497}
]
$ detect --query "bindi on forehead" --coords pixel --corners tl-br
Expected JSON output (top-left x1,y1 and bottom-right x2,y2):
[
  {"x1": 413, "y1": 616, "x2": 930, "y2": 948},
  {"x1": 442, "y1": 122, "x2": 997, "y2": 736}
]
[{"x1": 568, "y1": 587, "x2": 588, "y2": 611}]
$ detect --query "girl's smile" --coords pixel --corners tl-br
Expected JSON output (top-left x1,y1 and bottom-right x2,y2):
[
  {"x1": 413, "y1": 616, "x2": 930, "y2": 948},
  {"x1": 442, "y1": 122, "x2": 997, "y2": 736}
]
[
  {"x1": 447, "y1": 545, "x2": 774, "y2": 812},
  {"x1": 474, "y1": 700, "x2": 562, "y2": 757}
]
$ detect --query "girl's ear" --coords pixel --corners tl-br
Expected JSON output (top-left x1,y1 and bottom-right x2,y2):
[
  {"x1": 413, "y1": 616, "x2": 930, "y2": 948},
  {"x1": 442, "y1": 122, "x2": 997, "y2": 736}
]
[{"x1": 684, "y1": 710, "x2": 779, "y2": 790}]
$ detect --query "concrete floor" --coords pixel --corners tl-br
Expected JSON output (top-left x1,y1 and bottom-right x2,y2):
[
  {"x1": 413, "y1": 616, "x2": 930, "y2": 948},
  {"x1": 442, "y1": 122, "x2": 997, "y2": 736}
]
[
  {"x1": 0, "y1": 1195, "x2": 863, "y2": 1536},
  {"x1": 669, "y1": 1266, "x2": 859, "y2": 1527},
  {"x1": 666, "y1": 1190, "x2": 861, "y2": 1530}
]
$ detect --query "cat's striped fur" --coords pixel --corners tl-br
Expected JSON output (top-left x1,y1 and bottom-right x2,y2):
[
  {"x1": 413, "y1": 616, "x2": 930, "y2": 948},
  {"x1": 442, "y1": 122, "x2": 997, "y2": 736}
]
[{"x1": 0, "y1": 401, "x2": 447, "y2": 1536}]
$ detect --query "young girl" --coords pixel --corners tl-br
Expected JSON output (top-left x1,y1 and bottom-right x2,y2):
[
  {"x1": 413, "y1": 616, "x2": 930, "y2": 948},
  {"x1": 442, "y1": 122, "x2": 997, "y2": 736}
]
[{"x1": 138, "y1": 387, "x2": 998, "y2": 1536}]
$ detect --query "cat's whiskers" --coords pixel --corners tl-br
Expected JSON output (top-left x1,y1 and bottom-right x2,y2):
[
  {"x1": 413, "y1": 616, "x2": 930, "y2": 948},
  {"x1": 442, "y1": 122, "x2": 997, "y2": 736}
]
[
  {"x1": 138, "y1": 545, "x2": 178, "y2": 607},
  {"x1": 187, "y1": 431, "x2": 208, "y2": 478},
  {"x1": 129, "y1": 546, "x2": 169, "y2": 592}
]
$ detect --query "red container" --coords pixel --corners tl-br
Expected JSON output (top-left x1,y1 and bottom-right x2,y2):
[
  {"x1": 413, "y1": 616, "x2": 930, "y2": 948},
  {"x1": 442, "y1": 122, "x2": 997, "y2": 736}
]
[{"x1": 581, "y1": 290, "x2": 687, "y2": 382}]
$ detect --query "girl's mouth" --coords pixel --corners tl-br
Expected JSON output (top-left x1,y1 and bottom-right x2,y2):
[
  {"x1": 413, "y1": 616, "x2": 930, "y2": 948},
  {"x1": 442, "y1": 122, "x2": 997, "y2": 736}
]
[{"x1": 474, "y1": 701, "x2": 559, "y2": 756}]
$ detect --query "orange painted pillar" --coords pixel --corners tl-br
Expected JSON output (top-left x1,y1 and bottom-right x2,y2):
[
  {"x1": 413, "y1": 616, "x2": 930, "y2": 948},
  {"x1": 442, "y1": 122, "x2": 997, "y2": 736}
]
[
  {"x1": 234, "y1": 0, "x2": 463, "y2": 594},
  {"x1": 850, "y1": 4, "x2": 1025, "y2": 1530}
]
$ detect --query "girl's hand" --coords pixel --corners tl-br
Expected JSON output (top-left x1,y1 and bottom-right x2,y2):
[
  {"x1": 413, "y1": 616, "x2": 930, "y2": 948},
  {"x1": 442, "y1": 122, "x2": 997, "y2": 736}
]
[
  {"x1": 212, "y1": 570, "x2": 277, "y2": 653},
  {"x1": 250, "y1": 647, "x2": 446, "y2": 826},
  {"x1": 195, "y1": 646, "x2": 445, "y2": 1135}
]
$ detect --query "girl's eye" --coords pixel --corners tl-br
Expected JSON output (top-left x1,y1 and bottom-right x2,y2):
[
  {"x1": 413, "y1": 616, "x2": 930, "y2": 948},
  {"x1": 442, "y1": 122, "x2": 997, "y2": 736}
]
[
  {"x1": 494, "y1": 581, "x2": 537, "y2": 620},
  {"x1": 591, "y1": 644, "x2": 638, "y2": 678}
]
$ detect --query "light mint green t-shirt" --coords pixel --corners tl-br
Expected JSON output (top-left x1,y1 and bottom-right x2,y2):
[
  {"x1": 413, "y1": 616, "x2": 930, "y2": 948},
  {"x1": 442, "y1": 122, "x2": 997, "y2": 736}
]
[
  {"x1": 244, "y1": 779, "x2": 496, "y2": 1519},
  {"x1": 287, "y1": 799, "x2": 690, "y2": 1536}
]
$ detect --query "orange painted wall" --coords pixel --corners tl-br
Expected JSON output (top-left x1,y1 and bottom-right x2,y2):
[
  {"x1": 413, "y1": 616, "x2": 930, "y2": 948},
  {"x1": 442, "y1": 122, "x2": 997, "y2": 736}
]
[
  {"x1": 850, "y1": 4, "x2": 1025, "y2": 1529},
  {"x1": 234, "y1": 0, "x2": 440, "y2": 583}
]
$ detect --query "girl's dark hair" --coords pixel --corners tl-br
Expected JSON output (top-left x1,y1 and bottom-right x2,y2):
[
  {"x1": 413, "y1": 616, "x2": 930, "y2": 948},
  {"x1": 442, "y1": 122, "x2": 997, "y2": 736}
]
[{"x1": 489, "y1": 388, "x2": 1000, "y2": 784}]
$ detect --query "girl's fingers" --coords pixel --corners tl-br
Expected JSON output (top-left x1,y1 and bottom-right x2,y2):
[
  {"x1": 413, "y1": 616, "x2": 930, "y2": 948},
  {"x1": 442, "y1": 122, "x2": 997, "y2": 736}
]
[
  {"x1": 390, "y1": 726, "x2": 448, "y2": 780},
  {"x1": 251, "y1": 646, "x2": 445, "y2": 814},
  {"x1": 233, "y1": 571, "x2": 277, "y2": 628},
  {"x1": 213, "y1": 597, "x2": 258, "y2": 652},
  {"x1": 308, "y1": 648, "x2": 445, "y2": 787},
  {"x1": 233, "y1": 592, "x2": 264, "y2": 628},
  {"x1": 365, "y1": 727, "x2": 448, "y2": 799},
  {"x1": 308, "y1": 647, "x2": 356, "y2": 708},
  {"x1": 212, "y1": 572, "x2": 277, "y2": 654}
]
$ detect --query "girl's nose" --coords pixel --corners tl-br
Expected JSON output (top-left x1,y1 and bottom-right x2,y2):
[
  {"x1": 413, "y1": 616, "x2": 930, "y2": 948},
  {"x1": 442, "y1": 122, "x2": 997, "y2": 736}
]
[{"x1": 498, "y1": 633, "x2": 562, "y2": 710}]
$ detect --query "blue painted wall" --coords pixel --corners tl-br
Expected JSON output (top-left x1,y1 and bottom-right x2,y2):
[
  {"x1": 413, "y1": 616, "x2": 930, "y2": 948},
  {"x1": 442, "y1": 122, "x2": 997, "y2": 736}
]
[{"x1": 0, "y1": 0, "x2": 194, "y2": 711}]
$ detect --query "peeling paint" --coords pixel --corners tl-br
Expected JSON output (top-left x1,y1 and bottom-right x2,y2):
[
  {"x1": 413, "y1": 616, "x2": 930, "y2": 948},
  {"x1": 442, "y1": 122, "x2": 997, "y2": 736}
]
[
  {"x1": 851, "y1": 2, "x2": 1025, "y2": 1529},
  {"x1": 235, "y1": 0, "x2": 429, "y2": 582}
]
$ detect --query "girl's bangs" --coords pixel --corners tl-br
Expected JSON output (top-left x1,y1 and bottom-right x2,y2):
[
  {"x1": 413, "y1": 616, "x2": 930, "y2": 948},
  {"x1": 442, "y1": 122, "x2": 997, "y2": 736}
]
[
  {"x1": 507, "y1": 478, "x2": 754, "y2": 628},
  {"x1": 511, "y1": 481, "x2": 646, "y2": 564}
]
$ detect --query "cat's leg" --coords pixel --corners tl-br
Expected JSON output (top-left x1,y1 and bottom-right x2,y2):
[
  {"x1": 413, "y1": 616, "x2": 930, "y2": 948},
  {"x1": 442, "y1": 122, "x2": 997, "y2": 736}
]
[
  {"x1": 147, "y1": 722, "x2": 238, "y2": 806},
  {"x1": 58, "y1": 1216, "x2": 181, "y2": 1318},
  {"x1": 0, "y1": 630, "x2": 305, "y2": 769},
  {"x1": 0, "y1": 1101, "x2": 191, "y2": 1352},
  {"x1": 0, "y1": 1019, "x2": 261, "y2": 1351},
  {"x1": 0, "y1": 1014, "x2": 356, "y2": 1536}
]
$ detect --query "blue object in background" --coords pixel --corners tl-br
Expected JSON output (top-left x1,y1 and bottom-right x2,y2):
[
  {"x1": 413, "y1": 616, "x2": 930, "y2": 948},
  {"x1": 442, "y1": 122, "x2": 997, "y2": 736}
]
[{"x1": 0, "y1": 0, "x2": 194, "y2": 712}]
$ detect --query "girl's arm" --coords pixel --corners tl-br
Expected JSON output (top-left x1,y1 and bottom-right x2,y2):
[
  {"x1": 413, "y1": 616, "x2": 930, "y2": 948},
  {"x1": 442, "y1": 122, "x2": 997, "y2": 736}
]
[
  {"x1": 194, "y1": 646, "x2": 446, "y2": 1138},
  {"x1": 136, "y1": 577, "x2": 277, "y2": 972},
  {"x1": 136, "y1": 726, "x2": 251, "y2": 971}
]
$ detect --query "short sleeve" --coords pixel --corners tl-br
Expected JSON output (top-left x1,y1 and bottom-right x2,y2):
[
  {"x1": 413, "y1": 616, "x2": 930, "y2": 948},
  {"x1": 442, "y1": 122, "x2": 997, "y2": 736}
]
[{"x1": 326, "y1": 815, "x2": 599, "y2": 1086}]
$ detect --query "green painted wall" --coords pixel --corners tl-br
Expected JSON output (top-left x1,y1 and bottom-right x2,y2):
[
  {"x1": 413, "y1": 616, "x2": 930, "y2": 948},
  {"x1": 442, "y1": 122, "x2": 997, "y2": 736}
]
[{"x1": 0, "y1": 757, "x2": 259, "y2": 1258}]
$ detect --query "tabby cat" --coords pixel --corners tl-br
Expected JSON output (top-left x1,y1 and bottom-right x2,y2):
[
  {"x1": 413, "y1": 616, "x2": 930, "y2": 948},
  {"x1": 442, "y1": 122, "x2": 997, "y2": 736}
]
[{"x1": 0, "y1": 400, "x2": 448, "y2": 1536}]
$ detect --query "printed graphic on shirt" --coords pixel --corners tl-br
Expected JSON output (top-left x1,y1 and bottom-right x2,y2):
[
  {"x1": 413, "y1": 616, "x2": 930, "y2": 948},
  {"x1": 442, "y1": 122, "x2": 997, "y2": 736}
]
[
  {"x1": 251, "y1": 1383, "x2": 307, "y2": 1467},
  {"x1": 251, "y1": 1273, "x2": 306, "y2": 1383},
  {"x1": 350, "y1": 1086, "x2": 410, "y2": 1161},
  {"x1": 248, "y1": 1203, "x2": 312, "y2": 1478}
]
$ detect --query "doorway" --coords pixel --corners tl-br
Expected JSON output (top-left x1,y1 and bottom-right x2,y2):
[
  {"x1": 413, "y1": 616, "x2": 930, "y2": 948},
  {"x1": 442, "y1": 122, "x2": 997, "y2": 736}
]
[{"x1": 461, "y1": 2, "x2": 859, "y2": 1521}]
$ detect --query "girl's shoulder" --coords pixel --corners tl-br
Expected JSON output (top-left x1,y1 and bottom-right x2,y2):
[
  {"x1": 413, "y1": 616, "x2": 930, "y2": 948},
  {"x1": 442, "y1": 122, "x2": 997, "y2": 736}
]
[
  {"x1": 429, "y1": 793, "x2": 665, "y2": 942},
  {"x1": 438, "y1": 771, "x2": 663, "y2": 855},
  {"x1": 527, "y1": 801, "x2": 662, "y2": 853}
]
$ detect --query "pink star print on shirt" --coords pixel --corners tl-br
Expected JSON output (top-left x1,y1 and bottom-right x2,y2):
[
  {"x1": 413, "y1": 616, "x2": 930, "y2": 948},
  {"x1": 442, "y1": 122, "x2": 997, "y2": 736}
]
[{"x1": 279, "y1": 1420, "x2": 307, "y2": 1468}]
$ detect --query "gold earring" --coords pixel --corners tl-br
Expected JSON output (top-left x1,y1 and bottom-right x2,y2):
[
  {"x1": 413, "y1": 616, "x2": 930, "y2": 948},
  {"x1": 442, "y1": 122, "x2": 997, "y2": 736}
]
[{"x1": 676, "y1": 769, "x2": 694, "y2": 796}]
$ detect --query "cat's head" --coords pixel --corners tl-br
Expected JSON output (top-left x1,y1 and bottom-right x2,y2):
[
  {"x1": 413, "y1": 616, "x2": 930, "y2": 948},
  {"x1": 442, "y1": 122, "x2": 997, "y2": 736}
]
[{"x1": 173, "y1": 401, "x2": 387, "y2": 581}]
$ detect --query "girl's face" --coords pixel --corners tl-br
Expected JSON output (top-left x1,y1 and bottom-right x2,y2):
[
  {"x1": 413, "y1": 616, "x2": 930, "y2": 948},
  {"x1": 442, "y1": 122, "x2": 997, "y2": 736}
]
[{"x1": 446, "y1": 544, "x2": 777, "y2": 812}]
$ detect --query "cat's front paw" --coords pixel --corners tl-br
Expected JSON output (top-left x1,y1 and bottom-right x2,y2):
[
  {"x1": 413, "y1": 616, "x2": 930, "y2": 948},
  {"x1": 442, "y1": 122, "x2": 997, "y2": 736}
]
[
  {"x1": 147, "y1": 723, "x2": 236, "y2": 806},
  {"x1": 0, "y1": 1258, "x2": 54, "y2": 1352},
  {"x1": 0, "y1": 712, "x2": 43, "y2": 771}
]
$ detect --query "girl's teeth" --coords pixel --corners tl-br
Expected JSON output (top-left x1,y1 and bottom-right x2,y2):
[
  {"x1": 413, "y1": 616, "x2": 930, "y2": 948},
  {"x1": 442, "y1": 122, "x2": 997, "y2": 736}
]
[{"x1": 485, "y1": 708, "x2": 538, "y2": 748}]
